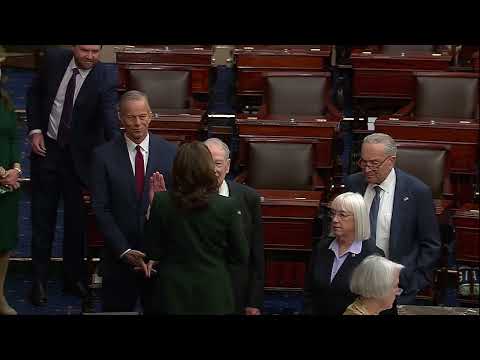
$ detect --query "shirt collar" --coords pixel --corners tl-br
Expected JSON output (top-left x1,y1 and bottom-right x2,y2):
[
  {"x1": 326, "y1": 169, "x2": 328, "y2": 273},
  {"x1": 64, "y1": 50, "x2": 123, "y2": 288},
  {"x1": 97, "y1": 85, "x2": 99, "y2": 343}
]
[
  {"x1": 218, "y1": 180, "x2": 229, "y2": 197},
  {"x1": 368, "y1": 168, "x2": 396, "y2": 194},
  {"x1": 124, "y1": 133, "x2": 150, "y2": 154},
  {"x1": 68, "y1": 57, "x2": 91, "y2": 79},
  {"x1": 329, "y1": 239, "x2": 363, "y2": 259}
]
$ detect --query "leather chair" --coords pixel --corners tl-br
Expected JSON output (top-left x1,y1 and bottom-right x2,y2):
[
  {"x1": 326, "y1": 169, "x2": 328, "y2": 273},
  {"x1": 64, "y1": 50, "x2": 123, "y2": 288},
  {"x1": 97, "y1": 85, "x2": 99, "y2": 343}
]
[
  {"x1": 394, "y1": 72, "x2": 479, "y2": 121},
  {"x1": 395, "y1": 142, "x2": 453, "y2": 200},
  {"x1": 127, "y1": 67, "x2": 192, "y2": 113},
  {"x1": 235, "y1": 138, "x2": 323, "y2": 191},
  {"x1": 257, "y1": 72, "x2": 342, "y2": 120},
  {"x1": 247, "y1": 141, "x2": 314, "y2": 190}
]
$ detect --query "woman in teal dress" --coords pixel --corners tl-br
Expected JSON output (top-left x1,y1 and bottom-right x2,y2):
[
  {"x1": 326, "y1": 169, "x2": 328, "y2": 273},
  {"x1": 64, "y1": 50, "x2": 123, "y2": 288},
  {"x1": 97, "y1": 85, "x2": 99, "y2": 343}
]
[{"x1": 0, "y1": 54, "x2": 22, "y2": 315}]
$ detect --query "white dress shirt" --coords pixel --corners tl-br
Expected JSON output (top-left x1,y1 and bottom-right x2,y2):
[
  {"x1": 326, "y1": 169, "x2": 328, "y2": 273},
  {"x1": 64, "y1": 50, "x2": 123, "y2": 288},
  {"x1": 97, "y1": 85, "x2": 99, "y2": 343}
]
[
  {"x1": 364, "y1": 168, "x2": 396, "y2": 258},
  {"x1": 120, "y1": 133, "x2": 149, "y2": 259},
  {"x1": 124, "y1": 133, "x2": 149, "y2": 175},
  {"x1": 29, "y1": 58, "x2": 92, "y2": 139},
  {"x1": 218, "y1": 180, "x2": 230, "y2": 197}
]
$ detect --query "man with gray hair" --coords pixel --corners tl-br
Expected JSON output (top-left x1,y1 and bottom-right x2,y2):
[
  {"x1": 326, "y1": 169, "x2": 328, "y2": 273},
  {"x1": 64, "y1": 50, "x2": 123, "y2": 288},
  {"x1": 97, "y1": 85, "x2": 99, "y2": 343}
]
[
  {"x1": 205, "y1": 138, "x2": 264, "y2": 315},
  {"x1": 344, "y1": 133, "x2": 440, "y2": 305},
  {"x1": 91, "y1": 90, "x2": 176, "y2": 312}
]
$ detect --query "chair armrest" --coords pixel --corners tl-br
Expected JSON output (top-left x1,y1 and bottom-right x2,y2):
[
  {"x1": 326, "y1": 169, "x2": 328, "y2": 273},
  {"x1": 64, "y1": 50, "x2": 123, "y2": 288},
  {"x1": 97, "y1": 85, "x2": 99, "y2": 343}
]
[{"x1": 392, "y1": 101, "x2": 416, "y2": 118}]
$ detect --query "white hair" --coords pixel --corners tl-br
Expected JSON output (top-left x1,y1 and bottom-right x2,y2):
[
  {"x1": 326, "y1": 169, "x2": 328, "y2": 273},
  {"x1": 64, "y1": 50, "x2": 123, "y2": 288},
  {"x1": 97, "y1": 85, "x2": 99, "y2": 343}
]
[
  {"x1": 204, "y1": 138, "x2": 230, "y2": 160},
  {"x1": 363, "y1": 133, "x2": 397, "y2": 157},
  {"x1": 329, "y1": 192, "x2": 370, "y2": 241},
  {"x1": 350, "y1": 255, "x2": 404, "y2": 298},
  {"x1": 119, "y1": 90, "x2": 152, "y2": 114}
]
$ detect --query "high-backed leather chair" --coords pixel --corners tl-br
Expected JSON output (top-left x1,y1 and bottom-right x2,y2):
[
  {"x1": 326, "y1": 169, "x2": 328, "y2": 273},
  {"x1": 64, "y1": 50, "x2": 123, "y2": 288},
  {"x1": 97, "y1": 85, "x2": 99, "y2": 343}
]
[
  {"x1": 394, "y1": 72, "x2": 479, "y2": 120},
  {"x1": 127, "y1": 68, "x2": 192, "y2": 113},
  {"x1": 257, "y1": 72, "x2": 342, "y2": 120},
  {"x1": 395, "y1": 142, "x2": 452, "y2": 200},
  {"x1": 247, "y1": 142, "x2": 314, "y2": 190}
]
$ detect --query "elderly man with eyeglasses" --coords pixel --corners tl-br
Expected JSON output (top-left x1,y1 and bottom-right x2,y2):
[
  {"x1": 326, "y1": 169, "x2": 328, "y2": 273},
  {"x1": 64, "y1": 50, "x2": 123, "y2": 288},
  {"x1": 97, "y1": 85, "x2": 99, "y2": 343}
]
[{"x1": 344, "y1": 133, "x2": 440, "y2": 306}]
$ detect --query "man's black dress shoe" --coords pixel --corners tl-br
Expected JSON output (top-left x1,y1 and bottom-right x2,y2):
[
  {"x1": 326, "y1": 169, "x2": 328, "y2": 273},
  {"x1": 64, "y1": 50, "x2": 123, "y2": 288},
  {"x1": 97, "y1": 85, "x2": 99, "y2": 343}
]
[
  {"x1": 30, "y1": 281, "x2": 48, "y2": 306},
  {"x1": 63, "y1": 281, "x2": 89, "y2": 298}
]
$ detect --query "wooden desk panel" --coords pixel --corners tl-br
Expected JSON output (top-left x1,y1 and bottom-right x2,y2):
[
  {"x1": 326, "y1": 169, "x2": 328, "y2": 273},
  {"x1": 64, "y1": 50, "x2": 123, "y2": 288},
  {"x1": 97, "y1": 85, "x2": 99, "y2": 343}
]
[
  {"x1": 351, "y1": 53, "x2": 452, "y2": 99},
  {"x1": 452, "y1": 208, "x2": 480, "y2": 264},
  {"x1": 235, "y1": 46, "x2": 330, "y2": 96},
  {"x1": 258, "y1": 190, "x2": 321, "y2": 251},
  {"x1": 236, "y1": 117, "x2": 338, "y2": 169},
  {"x1": 472, "y1": 51, "x2": 479, "y2": 73},
  {"x1": 115, "y1": 46, "x2": 212, "y2": 93},
  {"x1": 375, "y1": 119, "x2": 479, "y2": 174},
  {"x1": 149, "y1": 112, "x2": 205, "y2": 143},
  {"x1": 375, "y1": 119, "x2": 479, "y2": 205}
]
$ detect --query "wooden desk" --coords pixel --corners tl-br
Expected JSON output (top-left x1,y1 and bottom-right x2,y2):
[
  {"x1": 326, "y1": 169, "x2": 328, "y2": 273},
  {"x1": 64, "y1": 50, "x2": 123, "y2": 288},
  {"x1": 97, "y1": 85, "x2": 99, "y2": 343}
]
[
  {"x1": 236, "y1": 116, "x2": 339, "y2": 169},
  {"x1": 471, "y1": 51, "x2": 479, "y2": 73},
  {"x1": 452, "y1": 207, "x2": 480, "y2": 264},
  {"x1": 259, "y1": 189, "x2": 321, "y2": 250},
  {"x1": 398, "y1": 305, "x2": 479, "y2": 315},
  {"x1": 351, "y1": 52, "x2": 452, "y2": 99},
  {"x1": 235, "y1": 46, "x2": 331, "y2": 97},
  {"x1": 149, "y1": 111, "x2": 205, "y2": 144},
  {"x1": 115, "y1": 46, "x2": 212, "y2": 94},
  {"x1": 374, "y1": 118, "x2": 479, "y2": 205},
  {"x1": 258, "y1": 189, "x2": 321, "y2": 290}
]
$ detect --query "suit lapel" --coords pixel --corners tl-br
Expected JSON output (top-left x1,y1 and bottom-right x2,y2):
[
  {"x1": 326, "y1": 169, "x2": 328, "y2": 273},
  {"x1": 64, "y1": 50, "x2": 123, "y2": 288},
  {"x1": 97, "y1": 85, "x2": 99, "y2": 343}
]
[
  {"x1": 73, "y1": 64, "x2": 98, "y2": 114},
  {"x1": 47, "y1": 53, "x2": 72, "y2": 111},
  {"x1": 117, "y1": 136, "x2": 137, "y2": 206},
  {"x1": 389, "y1": 169, "x2": 410, "y2": 260},
  {"x1": 316, "y1": 247, "x2": 335, "y2": 287}
]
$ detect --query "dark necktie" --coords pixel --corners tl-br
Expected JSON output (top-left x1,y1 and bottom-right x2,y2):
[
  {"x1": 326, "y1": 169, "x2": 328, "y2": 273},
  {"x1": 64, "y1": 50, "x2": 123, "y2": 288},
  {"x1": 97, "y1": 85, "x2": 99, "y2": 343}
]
[
  {"x1": 369, "y1": 185, "x2": 382, "y2": 246},
  {"x1": 135, "y1": 145, "x2": 145, "y2": 198},
  {"x1": 57, "y1": 67, "x2": 79, "y2": 148}
]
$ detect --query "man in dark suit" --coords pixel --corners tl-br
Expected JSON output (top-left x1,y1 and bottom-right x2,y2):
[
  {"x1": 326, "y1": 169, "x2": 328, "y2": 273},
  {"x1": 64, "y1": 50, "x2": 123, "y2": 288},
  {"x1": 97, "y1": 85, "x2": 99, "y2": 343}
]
[
  {"x1": 205, "y1": 138, "x2": 264, "y2": 315},
  {"x1": 91, "y1": 90, "x2": 176, "y2": 312},
  {"x1": 344, "y1": 133, "x2": 440, "y2": 304},
  {"x1": 27, "y1": 45, "x2": 119, "y2": 305}
]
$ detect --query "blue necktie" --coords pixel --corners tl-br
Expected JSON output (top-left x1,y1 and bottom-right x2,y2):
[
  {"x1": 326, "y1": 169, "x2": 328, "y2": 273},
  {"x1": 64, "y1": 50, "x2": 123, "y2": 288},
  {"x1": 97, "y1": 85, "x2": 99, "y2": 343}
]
[
  {"x1": 57, "y1": 67, "x2": 79, "y2": 148},
  {"x1": 369, "y1": 185, "x2": 382, "y2": 246}
]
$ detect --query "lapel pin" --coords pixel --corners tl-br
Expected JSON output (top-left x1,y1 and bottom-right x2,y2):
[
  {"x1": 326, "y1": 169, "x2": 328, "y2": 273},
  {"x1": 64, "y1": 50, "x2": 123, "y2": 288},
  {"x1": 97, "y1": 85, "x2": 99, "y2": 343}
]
[{"x1": 403, "y1": 196, "x2": 409, "y2": 201}]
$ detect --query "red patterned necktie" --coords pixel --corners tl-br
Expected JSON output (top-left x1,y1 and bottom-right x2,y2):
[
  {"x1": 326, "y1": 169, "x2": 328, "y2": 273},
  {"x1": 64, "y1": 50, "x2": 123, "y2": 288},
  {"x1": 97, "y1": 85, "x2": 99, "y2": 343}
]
[{"x1": 135, "y1": 145, "x2": 145, "y2": 198}]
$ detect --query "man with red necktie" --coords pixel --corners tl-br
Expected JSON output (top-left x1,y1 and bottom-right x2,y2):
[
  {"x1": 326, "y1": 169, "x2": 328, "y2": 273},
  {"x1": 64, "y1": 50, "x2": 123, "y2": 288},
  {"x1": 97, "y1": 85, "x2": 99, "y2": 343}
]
[{"x1": 91, "y1": 90, "x2": 176, "y2": 312}]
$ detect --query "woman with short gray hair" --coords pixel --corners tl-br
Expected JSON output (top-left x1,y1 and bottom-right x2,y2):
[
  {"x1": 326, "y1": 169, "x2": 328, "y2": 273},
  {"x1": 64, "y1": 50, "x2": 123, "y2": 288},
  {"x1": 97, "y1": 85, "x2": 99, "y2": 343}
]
[
  {"x1": 344, "y1": 255, "x2": 404, "y2": 315},
  {"x1": 304, "y1": 192, "x2": 384, "y2": 315}
]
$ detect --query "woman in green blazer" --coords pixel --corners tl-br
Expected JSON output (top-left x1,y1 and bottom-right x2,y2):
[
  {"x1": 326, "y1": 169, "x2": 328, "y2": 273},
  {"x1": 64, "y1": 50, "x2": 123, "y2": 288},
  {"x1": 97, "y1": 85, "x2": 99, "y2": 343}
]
[
  {"x1": 0, "y1": 55, "x2": 22, "y2": 315},
  {"x1": 144, "y1": 141, "x2": 248, "y2": 315}
]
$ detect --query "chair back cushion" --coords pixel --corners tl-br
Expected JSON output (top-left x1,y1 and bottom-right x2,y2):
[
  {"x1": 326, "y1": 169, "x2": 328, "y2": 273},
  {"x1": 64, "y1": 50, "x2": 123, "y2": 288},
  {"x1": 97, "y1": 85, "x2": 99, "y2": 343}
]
[
  {"x1": 247, "y1": 142, "x2": 313, "y2": 190},
  {"x1": 395, "y1": 147, "x2": 447, "y2": 198},
  {"x1": 416, "y1": 76, "x2": 479, "y2": 119},
  {"x1": 128, "y1": 70, "x2": 190, "y2": 110},
  {"x1": 266, "y1": 76, "x2": 327, "y2": 116}
]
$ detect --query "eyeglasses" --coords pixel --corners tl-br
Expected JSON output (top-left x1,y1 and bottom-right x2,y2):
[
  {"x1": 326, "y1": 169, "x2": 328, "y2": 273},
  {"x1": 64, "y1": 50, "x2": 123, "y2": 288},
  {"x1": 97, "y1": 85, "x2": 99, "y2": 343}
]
[
  {"x1": 357, "y1": 156, "x2": 391, "y2": 171},
  {"x1": 329, "y1": 210, "x2": 353, "y2": 220}
]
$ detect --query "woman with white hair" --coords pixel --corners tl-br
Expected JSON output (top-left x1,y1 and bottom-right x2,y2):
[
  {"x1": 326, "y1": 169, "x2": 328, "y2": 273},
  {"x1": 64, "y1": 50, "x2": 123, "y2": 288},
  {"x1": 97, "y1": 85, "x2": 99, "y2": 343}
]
[
  {"x1": 304, "y1": 192, "x2": 384, "y2": 315},
  {"x1": 344, "y1": 255, "x2": 404, "y2": 315}
]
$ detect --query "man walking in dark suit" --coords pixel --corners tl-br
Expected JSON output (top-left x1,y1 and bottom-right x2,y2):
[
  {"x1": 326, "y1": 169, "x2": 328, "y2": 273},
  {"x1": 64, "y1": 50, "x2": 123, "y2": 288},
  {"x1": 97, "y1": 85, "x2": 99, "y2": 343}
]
[
  {"x1": 344, "y1": 133, "x2": 440, "y2": 304},
  {"x1": 27, "y1": 45, "x2": 119, "y2": 305},
  {"x1": 91, "y1": 90, "x2": 176, "y2": 312},
  {"x1": 205, "y1": 138, "x2": 264, "y2": 315}
]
